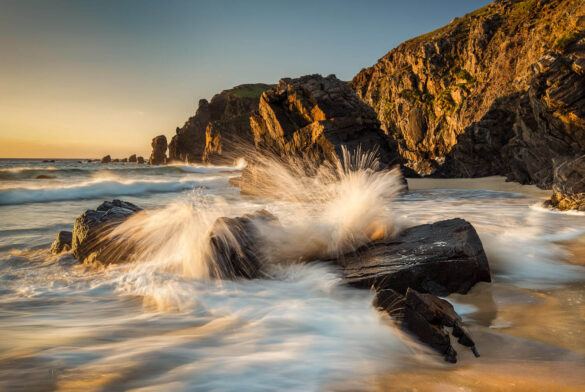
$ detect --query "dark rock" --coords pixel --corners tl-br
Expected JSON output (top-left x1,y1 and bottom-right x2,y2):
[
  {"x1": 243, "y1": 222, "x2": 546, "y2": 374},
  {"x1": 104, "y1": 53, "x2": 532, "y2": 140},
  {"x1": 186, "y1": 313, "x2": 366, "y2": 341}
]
[
  {"x1": 100, "y1": 155, "x2": 111, "y2": 164},
  {"x1": 36, "y1": 175, "x2": 55, "y2": 179},
  {"x1": 206, "y1": 209, "x2": 278, "y2": 279},
  {"x1": 112, "y1": 159, "x2": 120, "y2": 163},
  {"x1": 128, "y1": 154, "x2": 137, "y2": 163},
  {"x1": 149, "y1": 135, "x2": 167, "y2": 165},
  {"x1": 374, "y1": 287, "x2": 478, "y2": 363},
  {"x1": 340, "y1": 218, "x2": 491, "y2": 296},
  {"x1": 250, "y1": 74, "x2": 401, "y2": 168},
  {"x1": 547, "y1": 155, "x2": 585, "y2": 211},
  {"x1": 50, "y1": 231, "x2": 72, "y2": 255},
  {"x1": 121, "y1": 158, "x2": 128, "y2": 163},
  {"x1": 71, "y1": 200, "x2": 142, "y2": 264},
  {"x1": 137, "y1": 156, "x2": 145, "y2": 164}
]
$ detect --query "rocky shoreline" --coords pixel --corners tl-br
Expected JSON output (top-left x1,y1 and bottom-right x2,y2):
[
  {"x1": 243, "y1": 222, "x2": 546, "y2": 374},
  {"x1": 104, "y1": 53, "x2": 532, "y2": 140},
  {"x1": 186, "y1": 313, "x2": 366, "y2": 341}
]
[{"x1": 51, "y1": 199, "x2": 491, "y2": 362}]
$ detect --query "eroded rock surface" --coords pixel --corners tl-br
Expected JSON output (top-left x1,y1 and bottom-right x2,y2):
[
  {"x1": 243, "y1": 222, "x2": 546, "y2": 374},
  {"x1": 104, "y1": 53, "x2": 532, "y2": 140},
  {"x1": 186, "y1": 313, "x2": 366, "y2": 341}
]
[
  {"x1": 250, "y1": 74, "x2": 401, "y2": 168},
  {"x1": 340, "y1": 218, "x2": 491, "y2": 296},
  {"x1": 352, "y1": 0, "x2": 585, "y2": 195},
  {"x1": 50, "y1": 231, "x2": 72, "y2": 255},
  {"x1": 71, "y1": 200, "x2": 142, "y2": 264},
  {"x1": 169, "y1": 84, "x2": 273, "y2": 164}
]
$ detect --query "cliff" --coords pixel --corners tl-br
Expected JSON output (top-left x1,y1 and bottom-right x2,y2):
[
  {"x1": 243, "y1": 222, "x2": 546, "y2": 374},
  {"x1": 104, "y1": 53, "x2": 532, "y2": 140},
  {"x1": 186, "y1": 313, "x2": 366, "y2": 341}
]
[
  {"x1": 168, "y1": 84, "x2": 273, "y2": 164},
  {"x1": 352, "y1": 0, "x2": 585, "y2": 194}
]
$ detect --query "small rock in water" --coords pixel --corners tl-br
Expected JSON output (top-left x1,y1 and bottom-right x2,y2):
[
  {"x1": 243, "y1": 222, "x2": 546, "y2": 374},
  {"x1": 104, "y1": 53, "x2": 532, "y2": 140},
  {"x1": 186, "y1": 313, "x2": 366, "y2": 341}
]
[
  {"x1": 50, "y1": 231, "x2": 72, "y2": 255},
  {"x1": 374, "y1": 287, "x2": 478, "y2": 363},
  {"x1": 101, "y1": 155, "x2": 112, "y2": 163}
]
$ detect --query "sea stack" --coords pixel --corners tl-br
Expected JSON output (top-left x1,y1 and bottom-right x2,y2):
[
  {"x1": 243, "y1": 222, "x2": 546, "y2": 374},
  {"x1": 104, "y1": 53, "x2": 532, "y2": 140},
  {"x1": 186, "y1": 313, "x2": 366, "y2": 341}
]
[{"x1": 149, "y1": 135, "x2": 168, "y2": 165}]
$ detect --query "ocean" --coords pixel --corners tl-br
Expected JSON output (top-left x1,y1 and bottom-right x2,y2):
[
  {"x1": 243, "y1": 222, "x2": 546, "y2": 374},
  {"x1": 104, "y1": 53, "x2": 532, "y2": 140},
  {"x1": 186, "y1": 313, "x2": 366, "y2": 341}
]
[{"x1": 1, "y1": 158, "x2": 584, "y2": 391}]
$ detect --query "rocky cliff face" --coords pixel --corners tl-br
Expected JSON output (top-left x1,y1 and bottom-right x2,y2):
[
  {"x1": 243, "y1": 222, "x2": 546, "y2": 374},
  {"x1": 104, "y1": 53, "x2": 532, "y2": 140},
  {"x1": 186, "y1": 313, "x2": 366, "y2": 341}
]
[
  {"x1": 148, "y1": 135, "x2": 167, "y2": 165},
  {"x1": 168, "y1": 84, "x2": 273, "y2": 164},
  {"x1": 250, "y1": 74, "x2": 401, "y2": 167},
  {"x1": 352, "y1": 0, "x2": 585, "y2": 191}
]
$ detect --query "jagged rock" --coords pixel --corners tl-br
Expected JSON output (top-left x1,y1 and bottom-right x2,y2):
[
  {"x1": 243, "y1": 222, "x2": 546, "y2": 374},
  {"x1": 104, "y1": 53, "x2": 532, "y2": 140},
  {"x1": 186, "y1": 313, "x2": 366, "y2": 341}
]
[
  {"x1": 71, "y1": 200, "x2": 142, "y2": 264},
  {"x1": 250, "y1": 74, "x2": 401, "y2": 168},
  {"x1": 137, "y1": 156, "x2": 145, "y2": 164},
  {"x1": 149, "y1": 135, "x2": 167, "y2": 165},
  {"x1": 374, "y1": 287, "x2": 478, "y2": 363},
  {"x1": 121, "y1": 158, "x2": 128, "y2": 163},
  {"x1": 50, "y1": 231, "x2": 72, "y2": 255},
  {"x1": 128, "y1": 154, "x2": 137, "y2": 163},
  {"x1": 352, "y1": 0, "x2": 585, "y2": 188},
  {"x1": 547, "y1": 155, "x2": 585, "y2": 210},
  {"x1": 168, "y1": 84, "x2": 272, "y2": 163},
  {"x1": 206, "y1": 209, "x2": 278, "y2": 279},
  {"x1": 340, "y1": 218, "x2": 491, "y2": 296},
  {"x1": 100, "y1": 155, "x2": 111, "y2": 164}
]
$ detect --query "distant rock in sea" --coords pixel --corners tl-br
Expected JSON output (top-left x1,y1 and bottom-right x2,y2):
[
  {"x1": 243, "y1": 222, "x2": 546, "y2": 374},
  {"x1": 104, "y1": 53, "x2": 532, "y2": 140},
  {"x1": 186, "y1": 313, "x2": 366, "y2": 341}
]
[
  {"x1": 101, "y1": 155, "x2": 112, "y2": 163},
  {"x1": 128, "y1": 154, "x2": 137, "y2": 163},
  {"x1": 148, "y1": 135, "x2": 167, "y2": 165}
]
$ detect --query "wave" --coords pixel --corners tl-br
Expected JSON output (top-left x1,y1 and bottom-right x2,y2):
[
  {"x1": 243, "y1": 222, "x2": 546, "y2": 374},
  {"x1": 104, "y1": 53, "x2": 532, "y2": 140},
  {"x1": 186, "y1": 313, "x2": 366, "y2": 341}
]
[{"x1": 0, "y1": 178, "x2": 222, "y2": 205}]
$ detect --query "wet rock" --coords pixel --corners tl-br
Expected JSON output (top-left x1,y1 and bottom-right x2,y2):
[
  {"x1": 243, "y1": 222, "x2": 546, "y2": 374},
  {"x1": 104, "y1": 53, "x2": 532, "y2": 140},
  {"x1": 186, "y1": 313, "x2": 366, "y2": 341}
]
[
  {"x1": 137, "y1": 156, "x2": 145, "y2": 164},
  {"x1": 71, "y1": 200, "x2": 142, "y2": 264},
  {"x1": 149, "y1": 135, "x2": 168, "y2": 165},
  {"x1": 547, "y1": 155, "x2": 585, "y2": 211},
  {"x1": 250, "y1": 74, "x2": 401, "y2": 168},
  {"x1": 374, "y1": 287, "x2": 478, "y2": 363},
  {"x1": 36, "y1": 175, "x2": 55, "y2": 179},
  {"x1": 50, "y1": 231, "x2": 72, "y2": 255},
  {"x1": 206, "y1": 209, "x2": 278, "y2": 279},
  {"x1": 112, "y1": 159, "x2": 120, "y2": 163},
  {"x1": 100, "y1": 155, "x2": 111, "y2": 164},
  {"x1": 121, "y1": 158, "x2": 128, "y2": 163},
  {"x1": 128, "y1": 154, "x2": 137, "y2": 163},
  {"x1": 340, "y1": 218, "x2": 491, "y2": 296}
]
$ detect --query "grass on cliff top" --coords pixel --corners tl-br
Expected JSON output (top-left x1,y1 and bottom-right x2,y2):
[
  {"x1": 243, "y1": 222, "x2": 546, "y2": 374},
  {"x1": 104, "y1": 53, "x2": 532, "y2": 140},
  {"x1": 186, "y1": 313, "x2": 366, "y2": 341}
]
[{"x1": 230, "y1": 84, "x2": 275, "y2": 98}]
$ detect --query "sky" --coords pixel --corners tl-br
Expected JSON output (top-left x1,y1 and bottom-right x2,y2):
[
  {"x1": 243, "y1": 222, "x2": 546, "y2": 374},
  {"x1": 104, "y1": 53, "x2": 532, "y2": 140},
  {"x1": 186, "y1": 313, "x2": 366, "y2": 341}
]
[{"x1": 0, "y1": 0, "x2": 490, "y2": 159}]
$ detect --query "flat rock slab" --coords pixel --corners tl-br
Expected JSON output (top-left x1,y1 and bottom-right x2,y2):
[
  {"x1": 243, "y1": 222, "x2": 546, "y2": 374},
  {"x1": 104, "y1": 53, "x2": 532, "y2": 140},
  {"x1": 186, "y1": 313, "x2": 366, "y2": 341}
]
[{"x1": 340, "y1": 218, "x2": 491, "y2": 296}]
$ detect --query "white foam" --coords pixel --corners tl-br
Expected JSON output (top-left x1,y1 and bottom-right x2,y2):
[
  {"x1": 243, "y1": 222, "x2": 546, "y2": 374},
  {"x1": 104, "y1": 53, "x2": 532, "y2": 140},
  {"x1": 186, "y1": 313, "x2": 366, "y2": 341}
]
[{"x1": 0, "y1": 177, "x2": 222, "y2": 205}]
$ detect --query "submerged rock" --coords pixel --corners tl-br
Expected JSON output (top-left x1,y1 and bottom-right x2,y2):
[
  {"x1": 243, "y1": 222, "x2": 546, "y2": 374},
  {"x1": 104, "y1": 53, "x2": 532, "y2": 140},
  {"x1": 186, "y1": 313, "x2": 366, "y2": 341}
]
[
  {"x1": 100, "y1": 155, "x2": 111, "y2": 164},
  {"x1": 71, "y1": 200, "x2": 142, "y2": 264},
  {"x1": 340, "y1": 218, "x2": 491, "y2": 296},
  {"x1": 149, "y1": 135, "x2": 168, "y2": 165},
  {"x1": 50, "y1": 231, "x2": 72, "y2": 255}
]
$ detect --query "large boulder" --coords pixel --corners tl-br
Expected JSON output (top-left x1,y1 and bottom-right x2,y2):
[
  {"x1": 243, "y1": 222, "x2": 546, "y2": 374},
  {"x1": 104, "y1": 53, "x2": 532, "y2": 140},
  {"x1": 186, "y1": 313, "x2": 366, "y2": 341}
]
[
  {"x1": 206, "y1": 209, "x2": 278, "y2": 279},
  {"x1": 547, "y1": 155, "x2": 585, "y2": 210},
  {"x1": 128, "y1": 154, "x2": 137, "y2": 163},
  {"x1": 168, "y1": 84, "x2": 273, "y2": 163},
  {"x1": 340, "y1": 218, "x2": 491, "y2": 296},
  {"x1": 148, "y1": 135, "x2": 167, "y2": 165},
  {"x1": 100, "y1": 155, "x2": 111, "y2": 164},
  {"x1": 250, "y1": 74, "x2": 401, "y2": 167},
  {"x1": 71, "y1": 200, "x2": 142, "y2": 263}
]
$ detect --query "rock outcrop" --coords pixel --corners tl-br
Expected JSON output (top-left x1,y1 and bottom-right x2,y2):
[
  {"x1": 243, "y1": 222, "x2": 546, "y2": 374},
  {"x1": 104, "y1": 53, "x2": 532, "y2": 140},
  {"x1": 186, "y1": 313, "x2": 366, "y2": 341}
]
[
  {"x1": 128, "y1": 154, "x2": 137, "y2": 163},
  {"x1": 547, "y1": 155, "x2": 585, "y2": 210},
  {"x1": 50, "y1": 231, "x2": 72, "y2": 255},
  {"x1": 148, "y1": 135, "x2": 167, "y2": 165},
  {"x1": 168, "y1": 84, "x2": 273, "y2": 164},
  {"x1": 352, "y1": 0, "x2": 585, "y2": 195},
  {"x1": 340, "y1": 218, "x2": 491, "y2": 296},
  {"x1": 100, "y1": 155, "x2": 111, "y2": 164},
  {"x1": 250, "y1": 74, "x2": 401, "y2": 168},
  {"x1": 71, "y1": 200, "x2": 142, "y2": 264}
]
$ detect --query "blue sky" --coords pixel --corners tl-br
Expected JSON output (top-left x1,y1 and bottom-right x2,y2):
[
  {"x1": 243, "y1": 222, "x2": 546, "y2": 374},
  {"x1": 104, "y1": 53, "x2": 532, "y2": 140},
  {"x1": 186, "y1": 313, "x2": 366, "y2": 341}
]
[{"x1": 0, "y1": 0, "x2": 490, "y2": 158}]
